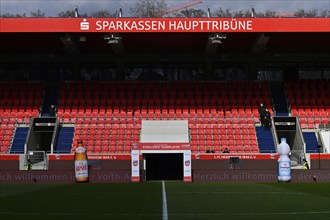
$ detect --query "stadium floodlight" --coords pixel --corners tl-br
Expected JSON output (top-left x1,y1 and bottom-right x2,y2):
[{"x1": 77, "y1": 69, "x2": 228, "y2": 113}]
[
  {"x1": 118, "y1": 6, "x2": 122, "y2": 18},
  {"x1": 209, "y1": 33, "x2": 226, "y2": 44},
  {"x1": 251, "y1": 5, "x2": 256, "y2": 18},
  {"x1": 74, "y1": 6, "x2": 79, "y2": 18},
  {"x1": 207, "y1": 6, "x2": 211, "y2": 18},
  {"x1": 104, "y1": 34, "x2": 122, "y2": 44},
  {"x1": 79, "y1": 36, "x2": 86, "y2": 42}
]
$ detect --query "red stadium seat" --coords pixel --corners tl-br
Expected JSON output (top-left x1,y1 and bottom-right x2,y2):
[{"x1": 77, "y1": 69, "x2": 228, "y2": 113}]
[{"x1": 45, "y1": 81, "x2": 283, "y2": 154}]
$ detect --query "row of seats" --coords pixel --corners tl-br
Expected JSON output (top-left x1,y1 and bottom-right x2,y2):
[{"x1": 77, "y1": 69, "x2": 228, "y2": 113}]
[
  {"x1": 59, "y1": 116, "x2": 259, "y2": 126},
  {"x1": 190, "y1": 124, "x2": 258, "y2": 153},
  {"x1": 58, "y1": 82, "x2": 271, "y2": 106},
  {"x1": 0, "y1": 82, "x2": 43, "y2": 109},
  {"x1": 291, "y1": 109, "x2": 330, "y2": 118},
  {"x1": 59, "y1": 80, "x2": 270, "y2": 93},
  {"x1": 0, "y1": 123, "x2": 14, "y2": 153},
  {"x1": 286, "y1": 80, "x2": 330, "y2": 129},
  {"x1": 56, "y1": 110, "x2": 266, "y2": 125},
  {"x1": 0, "y1": 110, "x2": 39, "y2": 124},
  {"x1": 58, "y1": 106, "x2": 268, "y2": 114},
  {"x1": 193, "y1": 143, "x2": 259, "y2": 153}
]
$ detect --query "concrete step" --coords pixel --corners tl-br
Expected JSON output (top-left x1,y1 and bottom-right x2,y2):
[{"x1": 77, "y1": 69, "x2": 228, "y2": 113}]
[
  {"x1": 291, "y1": 165, "x2": 304, "y2": 169},
  {"x1": 31, "y1": 161, "x2": 48, "y2": 170}
]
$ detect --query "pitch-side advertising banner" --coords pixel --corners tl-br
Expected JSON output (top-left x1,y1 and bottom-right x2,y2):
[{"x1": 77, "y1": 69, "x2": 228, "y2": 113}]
[
  {"x1": 1, "y1": 18, "x2": 329, "y2": 33},
  {"x1": 193, "y1": 154, "x2": 279, "y2": 160},
  {"x1": 131, "y1": 150, "x2": 140, "y2": 182},
  {"x1": 138, "y1": 143, "x2": 191, "y2": 150},
  {"x1": 183, "y1": 150, "x2": 192, "y2": 182}
]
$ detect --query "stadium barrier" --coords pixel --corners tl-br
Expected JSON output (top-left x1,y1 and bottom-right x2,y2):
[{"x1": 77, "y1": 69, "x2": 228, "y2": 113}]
[
  {"x1": 1, "y1": 169, "x2": 329, "y2": 183},
  {"x1": 1, "y1": 154, "x2": 329, "y2": 183}
]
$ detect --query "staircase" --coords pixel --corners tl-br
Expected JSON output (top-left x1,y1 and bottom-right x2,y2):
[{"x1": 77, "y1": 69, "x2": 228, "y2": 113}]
[
  {"x1": 54, "y1": 126, "x2": 74, "y2": 153},
  {"x1": 256, "y1": 126, "x2": 276, "y2": 153},
  {"x1": 41, "y1": 83, "x2": 59, "y2": 116},
  {"x1": 303, "y1": 132, "x2": 319, "y2": 153},
  {"x1": 270, "y1": 82, "x2": 289, "y2": 116},
  {"x1": 10, "y1": 127, "x2": 29, "y2": 154}
]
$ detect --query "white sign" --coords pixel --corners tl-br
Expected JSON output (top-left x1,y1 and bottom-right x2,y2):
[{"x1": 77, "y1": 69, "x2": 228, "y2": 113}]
[
  {"x1": 80, "y1": 19, "x2": 90, "y2": 30},
  {"x1": 74, "y1": 160, "x2": 88, "y2": 179},
  {"x1": 183, "y1": 150, "x2": 192, "y2": 182},
  {"x1": 131, "y1": 150, "x2": 140, "y2": 182}
]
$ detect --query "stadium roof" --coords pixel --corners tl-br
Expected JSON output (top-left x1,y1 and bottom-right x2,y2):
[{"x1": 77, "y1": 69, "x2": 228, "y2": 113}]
[
  {"x1": 1, "y1": 32, "x2": 329, "y2": 54},
  {"x1": 0, "y1": 18, "x2": 329, "y2": 63}
]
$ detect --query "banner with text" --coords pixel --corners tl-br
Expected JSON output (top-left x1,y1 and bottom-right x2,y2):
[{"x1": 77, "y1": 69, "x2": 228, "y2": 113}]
[
  {"x1": 138, "y1": 143, "x2": 191, "y2": 151},
  {"x1": 1, "y1": 18, "x2": 329, "y2": 33},
  {"x1": 131, "y1": 150, "x2": 140, "y2": 182},
  {"x1": 183, "y1": 150, "x2": 192, "y2": 182},
  {"x1": 193, "y1": 153, "x2": 279, "y2": 160}
]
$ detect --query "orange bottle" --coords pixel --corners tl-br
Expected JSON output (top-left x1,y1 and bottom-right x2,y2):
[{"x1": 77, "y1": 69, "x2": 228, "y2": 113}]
[{"x1": 74, "y1": 141, "x2": 89, "y2": 182}]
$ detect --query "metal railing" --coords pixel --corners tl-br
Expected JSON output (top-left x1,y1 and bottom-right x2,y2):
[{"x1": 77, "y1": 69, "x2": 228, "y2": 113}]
[{"x1": 25, "y1": 151, "x2": 49, "y2": 170}]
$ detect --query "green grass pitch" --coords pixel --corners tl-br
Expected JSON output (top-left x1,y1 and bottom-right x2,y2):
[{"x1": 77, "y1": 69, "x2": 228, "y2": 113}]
[{"x1": 1, "y1": 182, "x2": 329, "y2": 220}]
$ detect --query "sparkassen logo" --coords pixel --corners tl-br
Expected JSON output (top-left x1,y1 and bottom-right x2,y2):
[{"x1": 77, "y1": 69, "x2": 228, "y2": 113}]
[
  {"x1": 80, "y1": 19, "x2": 89, "y2": 30},
  {"x1": 132, "y1": 143, "x2": 138, "y2": 149}
]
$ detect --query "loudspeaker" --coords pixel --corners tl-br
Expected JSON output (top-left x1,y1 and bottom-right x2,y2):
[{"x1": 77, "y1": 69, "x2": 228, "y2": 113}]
[{"x1": 229, "y1": 157, "x2": 240, "y2": 164}]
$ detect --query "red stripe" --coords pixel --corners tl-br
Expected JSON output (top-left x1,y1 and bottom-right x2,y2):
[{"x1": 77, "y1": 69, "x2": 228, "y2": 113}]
[
  {"x1": 48, "y1": 154, "x2": 131, "y2": 160},
  {"x1": 131, "y1": 176, "x2": 140, "y2": 182},
  {"x1": 184, "y1": 176, "x2": 192, "y2": 182},
  {"x1": 87, "y1": 154, "x2": 131, "y2": 160},
  {"x1": 0, "y1": 155, "x2": 20, "y2": 160},
  {"x1": 7, "y1": 154, "x2": 329, "y2": 161},
  {"x1": 192, "y1": 154, "x2": 279, "y2": 160},
  {"x1": 309, "y1": 154, "x2": 330, "y2": 159},
  {"x1": 1, "y1": 18, "x2": 329, "y2": 33}
]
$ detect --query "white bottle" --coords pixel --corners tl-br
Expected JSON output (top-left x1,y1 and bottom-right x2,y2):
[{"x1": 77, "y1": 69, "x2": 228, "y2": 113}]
[{"x1": 277, "y1": 138, "x2": 291, "y2": 182}]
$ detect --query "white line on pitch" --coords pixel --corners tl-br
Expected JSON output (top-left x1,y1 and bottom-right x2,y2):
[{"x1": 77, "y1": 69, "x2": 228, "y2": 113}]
[
  {"x1": 0, "y1": 212, "x2": 161, "y2": 216},
  {"x1": 162, "y1": 180, "x2": 168, "y2": 220},
  {"x1": 168, "y1": 211, "x2": 330, "y2": 216},
  {"x1": 2, "y1": 211, "x2": 328, "y2": 217},
  {"x1": 171, "y1": 191, "x2": 305, "y2": 195}
]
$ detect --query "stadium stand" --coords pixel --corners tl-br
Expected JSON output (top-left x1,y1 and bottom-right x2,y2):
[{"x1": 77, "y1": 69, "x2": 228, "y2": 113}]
[
  {"x1": 0, "y1": 82, "x2": 43, "y2": 153},
  {"x1": 10, "y1": 127, "x2": 29, "y2": 154},
  {"x1": 286, "y1": 80, "x2": 330, "y2": 129},
  {"x1": 0, "y1": 79, "x2": 328, "y2": 156},
  {"x1": 0, "y1": 123, "x2": 14, "y2": 154},
  {"x1": 255, "y1": 127, "x2": 275, "y2": 153},
  {"x1": 270, "y1": 82, "x2": 289, "y2": 116},
  {"x1": 54, "y1": 126, "x2": 75, "y2": 153},
  {"x1": 303, "y1": 132, "x2": 319, "y2": 153},
  {"x1": 2, "y1": 79, "x2": 327, "y2": 155},
  {"x1": 3, "y1": 80, "x2": 327, "y2": 155},
  {"x1": 56, "y1": 81, "x2": 273, "y2": 154},
  {"x1": 41, "y1": 83, "x2": 59, "y2": 116}
]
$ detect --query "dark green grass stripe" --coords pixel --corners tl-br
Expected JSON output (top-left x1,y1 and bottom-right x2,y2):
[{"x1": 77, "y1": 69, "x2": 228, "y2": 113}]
[
  {"x1": 0, "y1": 182, "x2": 163, "y2": 220},
  {"x1": 166, "y1": 182, "x2": 330, "y2": 220},
  {"x1": 1, "y1": 211, "x2": 161, "y2": 216},
  {"x1": 168, "y1": 211, "x2": 330, "y2": 216}
]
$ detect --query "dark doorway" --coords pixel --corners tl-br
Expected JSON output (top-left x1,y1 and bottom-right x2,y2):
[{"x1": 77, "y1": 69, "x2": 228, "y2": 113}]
[{"x1": 145, "y1": 153, "x2": 183, "y2": 181}]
